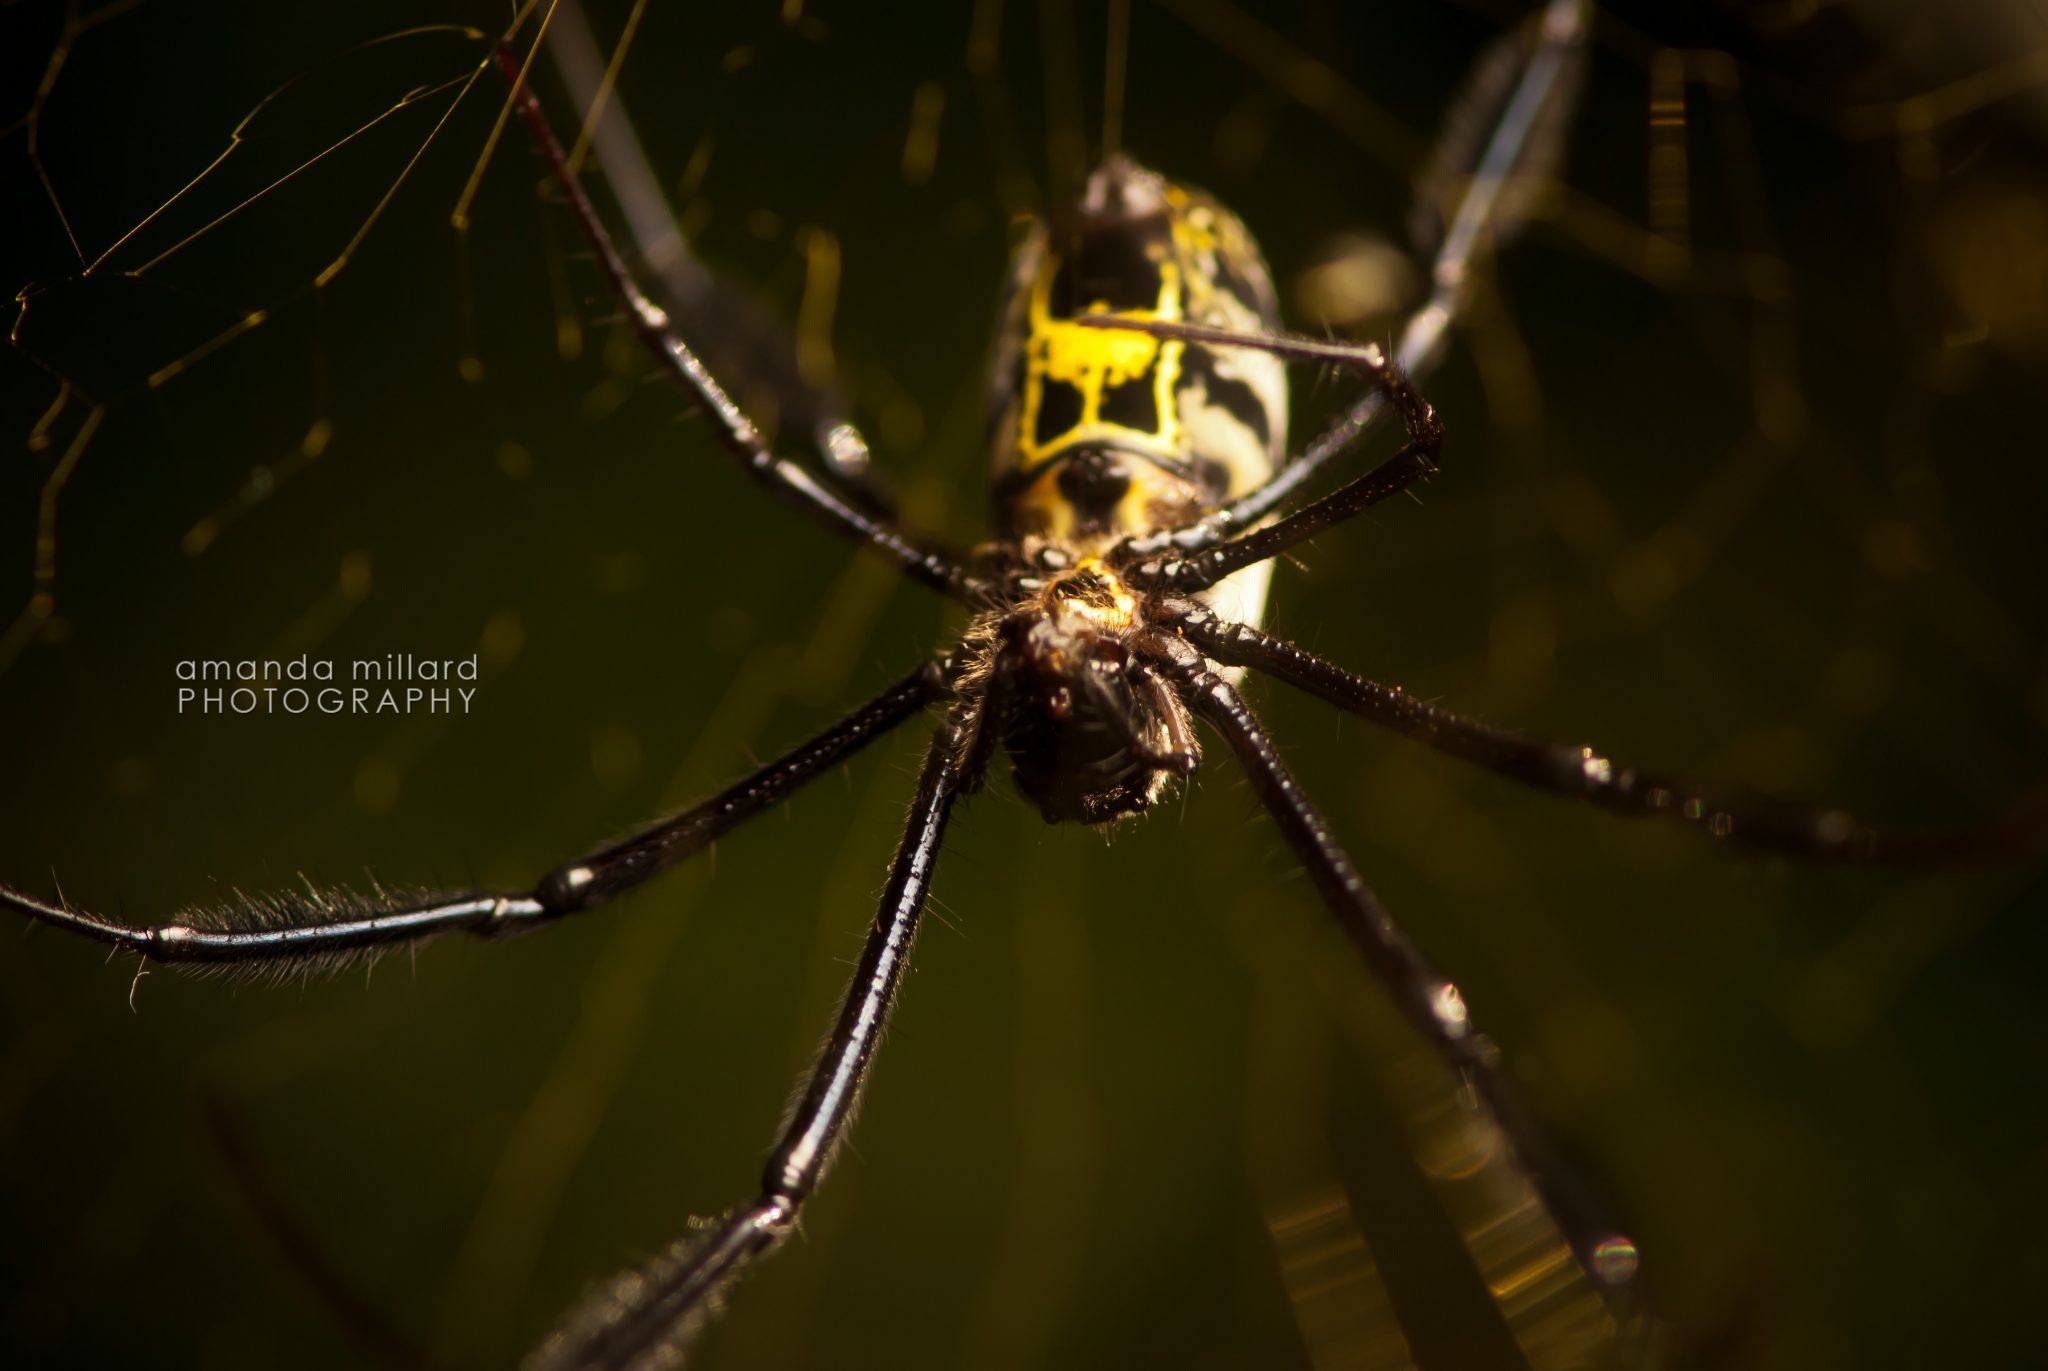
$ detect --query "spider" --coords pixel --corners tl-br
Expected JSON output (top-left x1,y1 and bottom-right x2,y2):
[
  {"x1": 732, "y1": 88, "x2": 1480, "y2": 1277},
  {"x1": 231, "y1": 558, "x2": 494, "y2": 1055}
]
[{"x1": 4, "y1": 2, "x2": 2040, "y2": 1366}]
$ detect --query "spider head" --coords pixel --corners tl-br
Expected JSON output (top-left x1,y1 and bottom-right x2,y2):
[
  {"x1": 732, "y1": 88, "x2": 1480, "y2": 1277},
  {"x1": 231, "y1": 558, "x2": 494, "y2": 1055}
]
[{"x1": 992, "y1": 562, "x2": 1196, "y2": 825}]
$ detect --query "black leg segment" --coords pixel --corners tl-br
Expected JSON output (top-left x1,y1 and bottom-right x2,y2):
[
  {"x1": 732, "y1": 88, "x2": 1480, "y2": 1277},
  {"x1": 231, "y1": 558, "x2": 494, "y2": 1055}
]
[
  {"x1": 1116, "y1": 0, "x2": 1591, "y2": 560},
  {"x1": 1166, "y1": 599, "x2": 2047, "y2": 864},
  {"x1": 492, "y1": 46, "x2": 974, "y2": 600},
  {"x1": 526, "y1": 720, "x2": 970, "y2": 1371},
  {"x1": 1085, "y1": 321, "x2": 1442, "y2": 594},
  {"x1": 0, "y1": 663, "x2": 946, "y2": 980},
  {"x1": 1143, "y1": 632, "x2": 1645, "y2": 1317}
]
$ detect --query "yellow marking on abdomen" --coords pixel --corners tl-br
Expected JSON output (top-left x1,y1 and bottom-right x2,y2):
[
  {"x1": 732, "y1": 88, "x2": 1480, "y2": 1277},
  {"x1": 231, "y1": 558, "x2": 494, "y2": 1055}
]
[{"x1": 1015, "y1": 260, "x2": 1184, "y2": 467}]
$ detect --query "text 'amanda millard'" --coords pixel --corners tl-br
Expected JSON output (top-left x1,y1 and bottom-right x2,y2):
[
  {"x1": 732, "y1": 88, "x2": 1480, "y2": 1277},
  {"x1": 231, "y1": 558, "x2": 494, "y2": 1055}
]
[{"x1": 175, "y1": 653, "x2": 480, "y2": 716}]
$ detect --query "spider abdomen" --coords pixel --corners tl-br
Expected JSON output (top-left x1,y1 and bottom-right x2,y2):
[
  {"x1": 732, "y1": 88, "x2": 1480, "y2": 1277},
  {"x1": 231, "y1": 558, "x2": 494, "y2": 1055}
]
[{"x1": 986, "y1": 157, "x2": 1289, "y2": 587}]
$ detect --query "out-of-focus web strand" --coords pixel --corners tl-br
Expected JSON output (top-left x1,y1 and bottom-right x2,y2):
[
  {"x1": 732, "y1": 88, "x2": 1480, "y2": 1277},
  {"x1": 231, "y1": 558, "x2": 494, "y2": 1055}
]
[{"x1": 0, "y1": 405, "x2": 102, "y2": 672}]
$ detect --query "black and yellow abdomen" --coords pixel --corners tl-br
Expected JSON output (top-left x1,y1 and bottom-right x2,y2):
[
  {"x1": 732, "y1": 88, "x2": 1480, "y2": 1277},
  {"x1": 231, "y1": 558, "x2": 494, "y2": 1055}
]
[{"x1": 987, "y1": 157, "x2": 1289, "y2": 565}]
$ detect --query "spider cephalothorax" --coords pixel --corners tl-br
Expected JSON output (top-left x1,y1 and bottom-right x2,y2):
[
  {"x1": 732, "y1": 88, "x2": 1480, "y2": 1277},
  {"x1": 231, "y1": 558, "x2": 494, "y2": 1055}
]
[{"x1": 980, "y1": 559, "x2": 1196, "y2": 824}]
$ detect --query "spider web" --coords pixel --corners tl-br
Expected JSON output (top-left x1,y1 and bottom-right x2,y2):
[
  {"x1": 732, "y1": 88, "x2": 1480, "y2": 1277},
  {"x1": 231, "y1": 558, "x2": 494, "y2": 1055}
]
[{"x1": 2, "y1": 2, "x2": 2046, "y2": 1369}]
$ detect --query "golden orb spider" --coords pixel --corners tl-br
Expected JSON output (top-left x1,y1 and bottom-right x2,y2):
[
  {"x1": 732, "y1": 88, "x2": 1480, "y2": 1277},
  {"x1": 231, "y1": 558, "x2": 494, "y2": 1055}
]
[{"x1": 4, "y1": 3, "x2": 2041, "y2": 1367}]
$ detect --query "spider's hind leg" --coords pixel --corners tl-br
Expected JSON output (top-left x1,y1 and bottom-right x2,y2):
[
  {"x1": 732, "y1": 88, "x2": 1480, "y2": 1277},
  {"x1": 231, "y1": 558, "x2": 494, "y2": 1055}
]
[
  {"x1": 1113, "y1": 0, "x2": 1594, "y2": 560},
  {"x1": 1088, "y1": 321, "x2": 1444, "y2": 595},
  {"x1": 539, "y1": 4, "x2": 899, "y2": 522},
  {"x1": 491, "y1": 43, "x2": 973, "y2": 600}
]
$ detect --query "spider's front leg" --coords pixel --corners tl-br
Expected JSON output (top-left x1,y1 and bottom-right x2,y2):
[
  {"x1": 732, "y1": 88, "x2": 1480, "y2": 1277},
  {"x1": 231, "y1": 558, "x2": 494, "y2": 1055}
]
[
  {"x1": 1137, "y1": 629, "x2": 1647, "y2": 1325},
  {"x1": 527, "y1": 711, "x2": 980, "y2": 1371},
  {"x1": 0, "y1": 664, "x2": 946, "y2": 980}
]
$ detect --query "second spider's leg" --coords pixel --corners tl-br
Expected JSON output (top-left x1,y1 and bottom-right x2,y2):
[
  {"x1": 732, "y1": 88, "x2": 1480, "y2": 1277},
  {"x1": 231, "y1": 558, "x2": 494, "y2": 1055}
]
[
  {"x1": 1089, "y1": 322, "x2": 1442, "y2": 595},
  {"x1": 0, "y1": 664, "x2": 946, "y2": 978},
  {"x1": 1164, "y1": 598, "x2": 2047, "y2": 864},
  {"x1": 525, "y1": 720, "x2": 971, "y2": 1371},
  {"x1": 1143, "y1": 633, "x2": 1644, "y2": 1315},
  {"x1": 493, "y1": 47, "x2": 972, "y2": 599}
]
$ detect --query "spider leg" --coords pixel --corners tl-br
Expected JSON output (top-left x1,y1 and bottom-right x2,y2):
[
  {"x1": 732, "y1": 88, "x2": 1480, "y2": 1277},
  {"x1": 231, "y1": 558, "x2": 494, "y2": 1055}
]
[
  {"x1": 541, "y1": 3, "x2": 897, "y2": 518},
  {"x1": 1401, "y1": 0, "x2": 1591, "y2": 378},
  {"x1": 1162, "y1": 597, "x2": 2048, "y2": 864},
  {"x1": 1120, "y1": 0, "x2": 1591, "y2": 560},
  {"x1": 1094, "y1": 323, "x2": 1441, "y2": 595},
  {"x1": 492, "y1": 47, "x2": 973, "y2": 600},
  {"x1": 525, "y1": 719, "x2": 971, "y2": 1371},
  {"x1": 1141, "y1": 631, "x2": 1645, "y2": 1319},
  {"x1": 0, "y1": 663, "x2": 946, "y2": 979}
]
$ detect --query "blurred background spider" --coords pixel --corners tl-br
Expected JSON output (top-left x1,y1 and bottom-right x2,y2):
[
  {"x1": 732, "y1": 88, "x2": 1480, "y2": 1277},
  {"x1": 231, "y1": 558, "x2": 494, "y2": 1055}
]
[{"x1": 4, "y1": 2, "x2": 2048, "y2": 1368}]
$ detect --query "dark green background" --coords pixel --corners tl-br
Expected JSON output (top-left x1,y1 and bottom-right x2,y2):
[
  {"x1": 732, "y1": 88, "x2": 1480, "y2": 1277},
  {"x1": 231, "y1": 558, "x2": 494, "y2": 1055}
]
[{"x1": 3, "y1": 2, "x2": 2046, "y2": 1367}]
